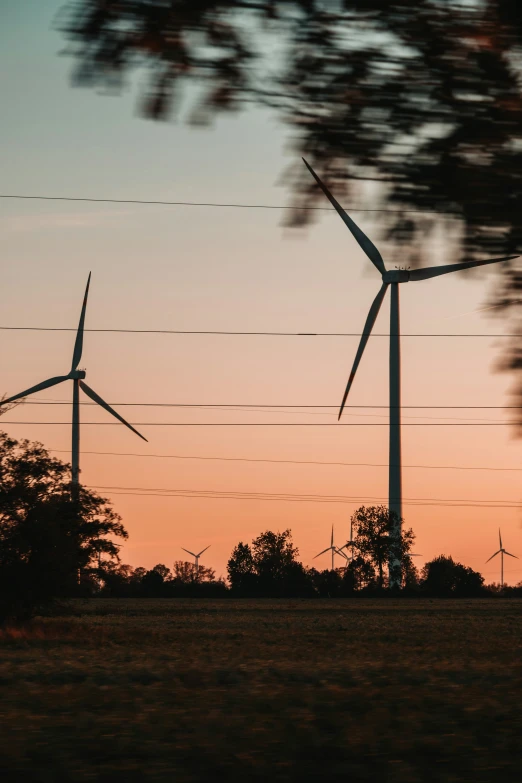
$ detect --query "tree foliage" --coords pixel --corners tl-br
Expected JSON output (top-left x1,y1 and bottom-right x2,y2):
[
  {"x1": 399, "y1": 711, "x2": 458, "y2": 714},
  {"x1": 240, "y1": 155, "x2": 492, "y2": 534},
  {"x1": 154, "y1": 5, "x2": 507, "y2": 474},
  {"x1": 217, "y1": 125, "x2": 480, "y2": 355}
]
[
  {"x1": 227, "y1": 529, "x2": 311, "y2": 596},
  {"x1": 351, "y1": 505, "x2": 415, "y2": 589},
  {"x1": 421, "y1": 555, "x2": 485, "y2": 597},
  {"x1": 0, "y1": 432, "x2": 127, "y2": 622},
  {"x1": 59, "y1": 1, "x2": 522, "y2": 427}
]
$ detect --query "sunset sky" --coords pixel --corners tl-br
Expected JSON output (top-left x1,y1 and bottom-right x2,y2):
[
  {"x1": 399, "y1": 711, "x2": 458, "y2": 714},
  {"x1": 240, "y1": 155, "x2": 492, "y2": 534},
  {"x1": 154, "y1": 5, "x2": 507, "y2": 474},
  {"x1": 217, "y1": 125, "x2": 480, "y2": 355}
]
[{"x1": 1, "y1": 1, "x2": 521, "y2": 584}]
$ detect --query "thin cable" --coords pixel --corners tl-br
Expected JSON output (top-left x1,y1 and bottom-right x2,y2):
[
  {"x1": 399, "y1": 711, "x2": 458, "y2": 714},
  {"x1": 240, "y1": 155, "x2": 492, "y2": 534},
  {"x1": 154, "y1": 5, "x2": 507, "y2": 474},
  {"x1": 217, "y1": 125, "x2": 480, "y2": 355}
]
[
  {"x1": 0, "y1": 193, "x2": 452, "y2": 215},
  {"x1": 2, "y1": 421, "x2": 519, "y2": 426},
  {"x1": 20, "y1": 400, "x2": 522, "y2": 409},
  {"x1": 89, "y1": 483, "x2": 520, "y2": 504},
  {"x1": 0, "y1": 326, "x2": 518, "y2": 337},
  {"x1": 46, "y1": 448, "x2": 522, "y2": 471},
  {"x1": 13, "y1": 401, "x2": 514, "y2": 422},
  {"x1": 84, "y1": 485, "x2": 522, "y2": 508}
]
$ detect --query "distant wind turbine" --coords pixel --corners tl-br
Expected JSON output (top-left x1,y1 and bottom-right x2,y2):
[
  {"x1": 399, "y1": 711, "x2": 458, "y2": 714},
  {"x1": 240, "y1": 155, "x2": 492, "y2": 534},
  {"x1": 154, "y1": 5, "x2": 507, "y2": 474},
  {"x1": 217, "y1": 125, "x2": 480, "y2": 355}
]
[
  {"x1": 182, "y1": 545, "x2": 211, "y2": 579},
  {"x1": 338, "y1": 520, "x2": 355, "y2": 562},
  {"x1": 314, "y1": 525, "x2": 348, "y2": 571},
  {"x1": 303, "y1": 157, "x2": 518, "y2": 587},
  {"x1": 486, "y1": 529, "x2": 518, "y2": 587},
  {"x1": 1, "y1": 273, "x2": 147, "y2": 496}
]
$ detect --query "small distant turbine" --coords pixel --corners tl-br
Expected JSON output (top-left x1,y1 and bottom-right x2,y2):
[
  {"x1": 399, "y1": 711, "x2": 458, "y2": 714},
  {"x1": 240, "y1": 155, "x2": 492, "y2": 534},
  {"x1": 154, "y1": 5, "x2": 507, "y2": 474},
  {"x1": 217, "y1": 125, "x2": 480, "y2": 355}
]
[
  {"x1": 2, "y1": 272, "x2": 148, "y2": 497},
  {"x1": 314, "y1": 525, "x2": 348, "y2": 571},
  {"x1": 486, "y1": 529, "x2": 518, "y2": 587},
  {"x1": 303, "y1": 157, "x2": 517, "y2": 587},
  {"x1": 1, "y1": 274, "x2": 147, "y2": 497},
  {"x1": 181, "y1": 545, "x2": 211, "y2": 579},
  {"x1": 338, "y1": 520, "x2": 355, "y2": 562}
]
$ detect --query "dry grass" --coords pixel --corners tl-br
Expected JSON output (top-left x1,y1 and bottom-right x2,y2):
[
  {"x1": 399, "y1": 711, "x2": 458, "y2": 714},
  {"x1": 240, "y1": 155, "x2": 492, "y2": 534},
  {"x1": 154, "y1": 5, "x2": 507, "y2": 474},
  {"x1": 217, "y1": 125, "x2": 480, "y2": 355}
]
[{"x1": 1, "y1": 599, "x2": 522, "y2": 781}]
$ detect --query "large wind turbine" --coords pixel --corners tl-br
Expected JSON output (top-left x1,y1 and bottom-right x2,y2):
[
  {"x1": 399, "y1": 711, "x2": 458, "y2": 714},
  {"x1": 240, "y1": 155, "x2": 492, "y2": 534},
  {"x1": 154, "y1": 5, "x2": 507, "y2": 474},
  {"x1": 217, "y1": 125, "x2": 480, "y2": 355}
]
[
  {"x1": 486, "y1": 529, "x2": 518, "y2": 587},
  {"x1": 2, "y1": 273, "x2": 147, "y2": 495},
  {"x1": 181, "y1": 545, "x2": 211, "y2": 579},
  {"x1": 303, "y1": 158, "x2": 517, "y2": 586},
  {"x1": 314, "y1": 525, "x2": 348, "y2": 571}
]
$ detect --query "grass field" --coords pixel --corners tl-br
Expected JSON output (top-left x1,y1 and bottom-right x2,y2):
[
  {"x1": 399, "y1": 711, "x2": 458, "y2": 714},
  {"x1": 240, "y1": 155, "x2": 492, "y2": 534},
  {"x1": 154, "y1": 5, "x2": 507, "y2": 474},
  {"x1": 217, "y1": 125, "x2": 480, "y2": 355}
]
[{"x1": 1, "y1": 599, "x2": 522, "y2": 782}]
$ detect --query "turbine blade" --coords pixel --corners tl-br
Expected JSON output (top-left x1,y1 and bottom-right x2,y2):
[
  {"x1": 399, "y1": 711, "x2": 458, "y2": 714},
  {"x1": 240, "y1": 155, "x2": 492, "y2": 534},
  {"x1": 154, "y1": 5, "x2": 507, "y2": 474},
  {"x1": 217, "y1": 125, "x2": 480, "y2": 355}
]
[
  {"x1": 335, "y1": 548, "x2": 349, "y2": 561},
  {"x1": 71, "y1": 272, "x2": 91, "y2": 372},
  {"x1": 485, "y1": 550, "x2": 501, "y2": 563},
  {"x1": 499, "y1": 528, "x2": 503, "y2": 550},
  {"x1": 314, "y1": 547, "x2": 331, "y2": 559},
  {"x1": 409, "y1": 256, "x2": 517, "y2": 282},
  {"x1": 331, "y1": 525, "x2": 334, "y2": 547},
  {"x1": 79, "y1": 381, "x2": 148, "y2": 441},
  {"x1": 181, "y1": 548, "x2": 196, "y2": 558},
  {"x1": 504, "y1": 551, "x2": 518, "y2": 559},
  {"x1": 302, "y1": 158, "x2": 386, "y2": 275},
  {"x1": 1, "y1": 375, "x2": 69, "y2": 406},
  {"x1": 197, "y1": 545, "x2": 211, "y2": 558},
  {"x1": 339, "y1": 283, "x2": 389, "y2": 418}
]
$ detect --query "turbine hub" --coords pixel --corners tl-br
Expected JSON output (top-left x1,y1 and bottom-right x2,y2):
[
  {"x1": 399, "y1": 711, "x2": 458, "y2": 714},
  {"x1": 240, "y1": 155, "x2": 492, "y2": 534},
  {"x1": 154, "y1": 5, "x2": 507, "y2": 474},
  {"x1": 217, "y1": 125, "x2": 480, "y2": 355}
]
[
  {"x1": 382, "y1": 270, "x2": 410, "y2": 283},
  {"x1": 70, "y1": 370, "x2": 86, "y2": 379}
]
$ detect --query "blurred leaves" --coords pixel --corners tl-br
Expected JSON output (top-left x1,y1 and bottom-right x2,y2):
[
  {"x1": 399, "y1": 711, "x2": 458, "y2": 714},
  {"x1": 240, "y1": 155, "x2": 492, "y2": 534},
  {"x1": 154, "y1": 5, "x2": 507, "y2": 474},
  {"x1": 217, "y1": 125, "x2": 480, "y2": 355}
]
[{"x1": 59, "y1": 0, "x2": 522, "y2": 426}]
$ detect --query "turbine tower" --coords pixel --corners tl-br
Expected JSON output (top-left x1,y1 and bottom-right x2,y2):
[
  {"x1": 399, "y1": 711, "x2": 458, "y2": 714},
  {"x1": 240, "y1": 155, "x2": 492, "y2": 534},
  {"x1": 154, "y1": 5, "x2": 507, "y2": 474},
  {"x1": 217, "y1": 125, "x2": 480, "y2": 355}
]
[
  {"x1": 182, "y1": 545, "x2": 211, "y2": 580},
  {"x1": 303, "y1": 158, "x2": 517, "y2": 587},
  {"x1": 2, "y1": 273, "x2": 147, "y2": 496},
  {"x1": 314, "y1": 525, "x2": 348, "y2": 571},
  {"x1": 338, "y1": 520, "x2": 355, "y2": 562},
  {"x1": 486, "y1": 529, "x2": 518, "y2": 587}
]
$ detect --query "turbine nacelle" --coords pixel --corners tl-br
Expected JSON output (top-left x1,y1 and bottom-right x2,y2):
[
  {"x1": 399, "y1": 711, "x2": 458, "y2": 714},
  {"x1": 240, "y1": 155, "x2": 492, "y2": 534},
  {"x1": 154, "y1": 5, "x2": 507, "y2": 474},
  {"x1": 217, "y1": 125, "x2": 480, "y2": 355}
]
[
  {"x1": 382, "y1": 270, "x2": 410, "y2": 283},
  {"x1": 69, "y1": 370, "x2": 86, "y2": 380}
]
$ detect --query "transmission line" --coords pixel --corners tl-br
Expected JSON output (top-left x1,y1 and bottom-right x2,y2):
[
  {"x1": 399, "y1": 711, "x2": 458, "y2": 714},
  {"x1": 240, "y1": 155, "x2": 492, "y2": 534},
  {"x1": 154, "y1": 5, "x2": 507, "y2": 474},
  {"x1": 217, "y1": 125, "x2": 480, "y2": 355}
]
[
  {"x1": 46, "y1": 448, "x2": 522, "y2": 472},
  {"x1": 0, "y1": 326, "x2": 518, "y2": 337}
]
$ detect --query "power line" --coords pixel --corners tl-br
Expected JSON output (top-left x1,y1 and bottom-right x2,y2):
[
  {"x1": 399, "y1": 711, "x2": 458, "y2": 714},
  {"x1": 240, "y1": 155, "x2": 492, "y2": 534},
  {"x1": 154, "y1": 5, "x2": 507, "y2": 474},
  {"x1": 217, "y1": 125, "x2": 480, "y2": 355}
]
[
  {"x1": 0, "y1": 326, "x2": 518, "y2": 337},
  {"x1": 2, "y1": 421, "x2": 519, "y2": 426},
  {"x1": 0, "y1": 193, "x2": 453, "y2": 215},
  {"x1": 85, "y1": 484, "x2": 522, "y2": 508},
  {"x1": 19, "y1": 401, "x2": 522, "y2": 409},
  {"x1": 12, "y1": 401, "x2": 516, "y2": 423},
  {"x1": 46, "y1": 448, "x2": 522, "y2": 472}
]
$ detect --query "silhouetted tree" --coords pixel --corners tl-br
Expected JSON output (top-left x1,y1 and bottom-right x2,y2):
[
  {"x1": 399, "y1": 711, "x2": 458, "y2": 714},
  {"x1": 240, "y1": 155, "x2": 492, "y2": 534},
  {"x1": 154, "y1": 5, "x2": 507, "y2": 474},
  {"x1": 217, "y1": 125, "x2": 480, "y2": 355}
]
[
  {"x1": 341, "y1": 555, "x2": 378, "y2": 594},
  {"x1": 227, "y1": 541, "x2": 257, "y2": 596},
  {"x1": 309, "y1": 567, "x2": 344, "y2": 598},
  {"x1": 421, "y1": 555, "x2": 485, "y2": 597},
  {"x1": 228, "y1": 529, "x2": 308, "y2": 596},
  {"x1": 352, "y1": 505, "x2": 415, "y2": 590},
  {"x1": 0, "y1": 432, "x2": 127, "y2": 622},
  {"x1": 59, "y1": 1, "x2": 522, "y2": 428}
]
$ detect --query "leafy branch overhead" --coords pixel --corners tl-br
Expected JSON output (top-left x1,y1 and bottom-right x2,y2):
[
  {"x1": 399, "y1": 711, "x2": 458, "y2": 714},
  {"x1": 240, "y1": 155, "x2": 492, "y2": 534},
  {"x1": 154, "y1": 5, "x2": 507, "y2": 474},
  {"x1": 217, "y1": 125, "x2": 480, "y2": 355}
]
[{"x1": 59, "y1": 0, "x2": 522, "y2": 425}]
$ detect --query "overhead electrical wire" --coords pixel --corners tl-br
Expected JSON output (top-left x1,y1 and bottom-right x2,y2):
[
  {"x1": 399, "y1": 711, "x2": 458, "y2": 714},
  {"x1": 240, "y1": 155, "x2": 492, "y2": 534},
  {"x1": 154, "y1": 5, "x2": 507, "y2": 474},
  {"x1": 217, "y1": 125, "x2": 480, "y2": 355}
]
[
  {"x1": 16, "y1": 403, "x2": 522, "y2": 409},
  {"x1": 0, "y1": 193, "x2": 460, "y2": 215},
  {"x1": 0, "y1": 326, "x2": 518, "y2": 337},
  {"x1": 46, "y1": 448, "x2": 522, "y2": 472},
  {"x1": 84, "y1": 483, "x2": 522, "y2": 509},
  {"x1": 2, "y1": 421, "x2": 519, "y2": 426}
]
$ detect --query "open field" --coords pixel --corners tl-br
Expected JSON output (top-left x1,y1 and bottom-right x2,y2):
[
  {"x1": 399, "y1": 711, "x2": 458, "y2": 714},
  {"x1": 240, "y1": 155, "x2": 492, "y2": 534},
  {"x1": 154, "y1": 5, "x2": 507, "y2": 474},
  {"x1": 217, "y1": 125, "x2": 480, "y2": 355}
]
[{"x1": 1, "y1": 599, "x2": 522, "y2": 782}]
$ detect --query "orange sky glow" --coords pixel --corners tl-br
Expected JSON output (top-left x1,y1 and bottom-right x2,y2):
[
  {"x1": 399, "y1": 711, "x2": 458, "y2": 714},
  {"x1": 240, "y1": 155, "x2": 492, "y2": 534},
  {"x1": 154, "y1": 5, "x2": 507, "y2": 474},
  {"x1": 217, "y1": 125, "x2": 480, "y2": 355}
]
[{"x1": 1, "y1": 1, "x2": 521, "y2": 585}]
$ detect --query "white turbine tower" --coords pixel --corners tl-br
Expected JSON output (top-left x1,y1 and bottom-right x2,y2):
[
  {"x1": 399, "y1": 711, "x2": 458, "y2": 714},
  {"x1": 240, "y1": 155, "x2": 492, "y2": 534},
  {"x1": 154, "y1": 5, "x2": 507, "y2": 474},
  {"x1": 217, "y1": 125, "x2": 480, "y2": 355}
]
[
  {"x1": 486, "y1": 529, "x2": 518, "y2": 587},
  {"x1": 303, "y1": 158, "x2": 517, "y2": 586},
  {"x1": 182, "y1": 545, "x2": 211, "y2": 579},
  {"x1": 314, "y1": 525, "x2": 348, "y2": 571},
  {"x1": 2, "y1": 273, "x2": 147, "y2": 496}
]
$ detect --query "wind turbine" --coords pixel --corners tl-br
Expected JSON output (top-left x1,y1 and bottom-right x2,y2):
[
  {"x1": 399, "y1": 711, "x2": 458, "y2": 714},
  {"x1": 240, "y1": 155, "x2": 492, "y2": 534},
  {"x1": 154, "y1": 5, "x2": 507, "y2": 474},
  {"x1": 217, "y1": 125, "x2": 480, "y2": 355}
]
[
  {"x1": 181, "y1": 545, "x2": 211, "y2": 579},
  {"x1": 314, "y1": 525, "x2": 348, "y2": 571},
  {"x1": 338, "y1": 520, "x2": 355, "y2": 562},
  {"x1": 303, "y1": 157, "x2": 517, "y2": 586},
  {"x1": 486, "y1": 529, "x2": 518, "y2": 587},
  {"x1": 1, "y1": 273, "x2": 147, "y2": 496}
]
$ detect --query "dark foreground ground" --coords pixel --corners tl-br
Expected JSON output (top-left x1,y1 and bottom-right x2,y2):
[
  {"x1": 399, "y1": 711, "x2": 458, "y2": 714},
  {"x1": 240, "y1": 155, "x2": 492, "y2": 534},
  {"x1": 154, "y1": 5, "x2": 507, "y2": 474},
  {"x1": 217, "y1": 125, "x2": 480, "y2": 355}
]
[{"x1": 1, "y1": 599, "x2": 522, "y2": 782}]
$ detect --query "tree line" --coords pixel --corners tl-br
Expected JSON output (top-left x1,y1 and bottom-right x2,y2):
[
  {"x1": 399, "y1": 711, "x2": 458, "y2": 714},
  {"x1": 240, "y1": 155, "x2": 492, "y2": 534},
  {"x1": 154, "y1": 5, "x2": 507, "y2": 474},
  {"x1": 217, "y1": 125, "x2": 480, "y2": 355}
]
[{"x1": 1, "y1": 432, "x2": 519, "y2": 623}]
